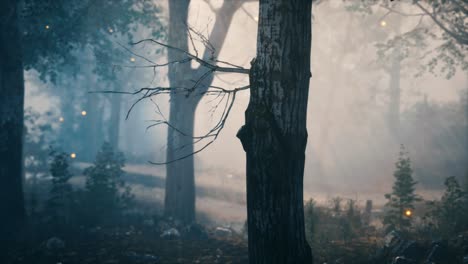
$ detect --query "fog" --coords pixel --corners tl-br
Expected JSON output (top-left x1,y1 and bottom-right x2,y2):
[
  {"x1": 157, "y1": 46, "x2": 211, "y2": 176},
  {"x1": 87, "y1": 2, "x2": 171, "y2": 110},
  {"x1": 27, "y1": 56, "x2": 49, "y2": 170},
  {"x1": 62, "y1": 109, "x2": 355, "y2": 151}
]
[{"x1": 24, "y1": 0, "x2": 467, "y2": 225}]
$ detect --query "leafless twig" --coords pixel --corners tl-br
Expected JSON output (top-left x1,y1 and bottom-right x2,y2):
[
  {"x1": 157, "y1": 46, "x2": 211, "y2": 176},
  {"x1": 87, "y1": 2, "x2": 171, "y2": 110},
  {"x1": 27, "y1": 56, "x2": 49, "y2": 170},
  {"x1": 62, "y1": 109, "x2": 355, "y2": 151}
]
[{"x1": 96, "y1": 27, "x2": 251, "y2": 164}]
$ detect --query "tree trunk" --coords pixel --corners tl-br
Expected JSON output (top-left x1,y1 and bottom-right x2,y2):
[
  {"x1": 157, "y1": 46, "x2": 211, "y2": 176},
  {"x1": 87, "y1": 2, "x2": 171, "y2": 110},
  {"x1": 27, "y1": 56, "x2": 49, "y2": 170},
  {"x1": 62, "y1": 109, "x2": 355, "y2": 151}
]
[
  {"x1": 83, "y1": 91, "x2": 104, "y2": 161},
  {"x1": 165, "y1": 0, "x2": 195, "y2": 223},
  {"x1": 0, "y1": 0, "x2": 26, "y2": 240},
  {"x1": 165, "y1": 0, "x2": 242, "y2": 223},
  {"x1": 237, "y1": 0, "x2": 313, "y2": 263},
  {"x1": 388, "y1": 19, "x2": 401, "y2": 141},
  {"x1": 165, "y1": 98, "x2": 197, "y2": 223},
  {"x1": 388, "y1": 48, "x2": 401, "y2": 140},
  {"x1": 108, "y1": 88, "x2": 121, "y2": 149}
]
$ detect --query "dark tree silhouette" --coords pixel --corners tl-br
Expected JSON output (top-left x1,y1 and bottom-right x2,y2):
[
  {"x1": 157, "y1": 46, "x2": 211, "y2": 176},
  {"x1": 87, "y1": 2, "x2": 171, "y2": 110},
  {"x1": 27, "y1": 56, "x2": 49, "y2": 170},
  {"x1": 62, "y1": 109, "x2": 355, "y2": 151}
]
[
  {"x1": 237, "y1": 0, "x2": 314, "y2": 262},
  {"x1": 0, "y1": 0, "x2": 26, "y2": 241}
]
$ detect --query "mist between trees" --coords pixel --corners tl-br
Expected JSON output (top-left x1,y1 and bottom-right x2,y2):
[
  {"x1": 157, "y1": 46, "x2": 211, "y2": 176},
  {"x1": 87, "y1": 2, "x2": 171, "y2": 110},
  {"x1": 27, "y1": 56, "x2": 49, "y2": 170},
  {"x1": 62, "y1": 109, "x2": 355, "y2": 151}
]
[{"x1": 1, "y1": 0, "x2": 467, "y2": 263}]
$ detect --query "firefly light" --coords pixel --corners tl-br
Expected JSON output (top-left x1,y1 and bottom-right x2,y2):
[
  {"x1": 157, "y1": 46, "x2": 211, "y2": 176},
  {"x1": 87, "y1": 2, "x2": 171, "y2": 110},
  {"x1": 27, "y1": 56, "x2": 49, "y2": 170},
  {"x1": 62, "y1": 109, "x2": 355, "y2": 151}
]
[
  {"x1": 404, "y1": 209, "x2": 412, "y2": 217},
  {"x1": 130, "y1": 57, "x2": 136, "y2": 62},
  {"x1": 108, "y1": 28, "x2": 113, "y2": 33},
  {"x1": 81, "y1": 110, "x2": 87, "y2": 116},
  {"x1": 45, "y1": 25, "x2": 50, "y2": 30},
  {"x1": 59, "y1": 117, "x2": 64, "y2": 122},
  {"x1": 380, "y1": 20, "x2": 387, "y2": 27},
  {"x1": 254, "y1": 16, "x2": 259, "y2": 22},
  {"x1": 70, "y1": 153, "x2": 76, "y2": 159}
]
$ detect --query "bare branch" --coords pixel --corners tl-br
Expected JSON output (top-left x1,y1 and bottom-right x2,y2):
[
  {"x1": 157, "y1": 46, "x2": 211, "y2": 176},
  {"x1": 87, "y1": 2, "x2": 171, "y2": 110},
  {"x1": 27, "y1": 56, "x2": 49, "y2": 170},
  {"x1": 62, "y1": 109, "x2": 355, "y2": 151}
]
[
  {"x1": 104, "y1": 0, "x2": 252, "y2": 165},
  {"x1": 241, "y1": 6, "x2": 258, "y2": 23},
  {"x1": 148, "y1": 91, "x2": 241, "y2": 165},
  {"x1": 132, "y1": 38, "x2": 250, "y2": 74},
  {"x1": 186, "y1": 23, "x2": 200, "y2": 57}
]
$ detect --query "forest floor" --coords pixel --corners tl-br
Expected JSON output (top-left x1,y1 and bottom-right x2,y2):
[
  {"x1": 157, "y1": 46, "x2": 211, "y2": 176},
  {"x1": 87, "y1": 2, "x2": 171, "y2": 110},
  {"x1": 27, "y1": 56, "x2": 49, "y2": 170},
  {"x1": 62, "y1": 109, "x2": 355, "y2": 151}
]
[
  {"x1": 13, "y1": 163, "x2": 454, "y2": 264},
  {"x1": 71, "y1": 162, "x2": 248, "y2": 230},
  {"x1": 5, "y1": 226, "x2": 249, "y2": 264},
  {"x1": 5, "y1": 223, "x2": 468, "y2": 263}
]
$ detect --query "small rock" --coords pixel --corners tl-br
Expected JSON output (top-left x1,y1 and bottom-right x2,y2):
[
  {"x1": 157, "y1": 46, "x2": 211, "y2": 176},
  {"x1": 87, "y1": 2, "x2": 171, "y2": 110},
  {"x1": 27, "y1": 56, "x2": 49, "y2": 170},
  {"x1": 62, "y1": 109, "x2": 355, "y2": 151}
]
[
  {"x1": 160, "y1": 228, "x2": 180, "y2": 239},
  {"x1": 215, "y1": 227, "x2": 232, "y2": 237},
  {"x1": 392, "y1": 256, "x2": 415, "y2": 264}
]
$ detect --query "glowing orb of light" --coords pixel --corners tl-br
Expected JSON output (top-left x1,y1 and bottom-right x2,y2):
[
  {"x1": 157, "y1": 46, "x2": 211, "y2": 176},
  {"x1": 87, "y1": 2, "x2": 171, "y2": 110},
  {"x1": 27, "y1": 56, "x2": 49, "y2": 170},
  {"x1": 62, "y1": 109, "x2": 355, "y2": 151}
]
[
  {"x1": 59, "y1": 117, "x2": 64, "y2": 122},
  {"x1": 70, "y1": 153, "x2": 77, "y2": 159},
  {"x1": 45, "y1": 25, "x2": 50, "y2": 29},
  {"x1": 108, "y1": 28, "x2": 113, "y2": 33},
  {"x1": 81, "y1": 110, "x2": 87, "y2": 116},
  {"x1": 380, "y1": 20, "x2": 387, "y2": 27},
  {"x1": 130, "y1": 57, "x2": 136, "y2": 62},
  {"x1": 405, "y1": 209, "x2": 412, "y2": 217}
]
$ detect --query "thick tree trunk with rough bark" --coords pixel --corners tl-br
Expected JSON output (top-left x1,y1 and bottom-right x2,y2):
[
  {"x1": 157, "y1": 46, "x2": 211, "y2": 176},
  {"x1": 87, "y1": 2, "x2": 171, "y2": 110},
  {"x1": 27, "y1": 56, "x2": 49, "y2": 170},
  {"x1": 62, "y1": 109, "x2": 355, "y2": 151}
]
[
  {"x1": 0, "y1": 0, "x2": 26, "y2": 240},
  {"x1": 165, "y1": 0, "x2": 242, "y2": 223},
  {"x1": 237, "y1": 0, "x2": 313, "y2": 263}
]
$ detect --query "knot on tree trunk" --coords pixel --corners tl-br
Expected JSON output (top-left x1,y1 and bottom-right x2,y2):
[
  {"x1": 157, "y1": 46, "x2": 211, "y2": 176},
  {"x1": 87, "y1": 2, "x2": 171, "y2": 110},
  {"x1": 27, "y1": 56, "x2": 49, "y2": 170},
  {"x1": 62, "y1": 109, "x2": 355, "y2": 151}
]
[{"x1": 236, "y1": 124, "x2": 251, "y2": 152}]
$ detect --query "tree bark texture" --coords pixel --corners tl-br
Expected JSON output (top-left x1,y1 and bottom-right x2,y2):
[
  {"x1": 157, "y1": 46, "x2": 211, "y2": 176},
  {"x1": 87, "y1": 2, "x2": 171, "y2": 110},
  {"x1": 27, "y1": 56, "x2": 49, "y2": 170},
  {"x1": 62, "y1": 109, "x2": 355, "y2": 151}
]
[
  {"x1": 0, "y1": 0, "x2": 26, "y2": 241},
  {"x1": 237, "y1": 0, "x2": 313, "y2": 263}
]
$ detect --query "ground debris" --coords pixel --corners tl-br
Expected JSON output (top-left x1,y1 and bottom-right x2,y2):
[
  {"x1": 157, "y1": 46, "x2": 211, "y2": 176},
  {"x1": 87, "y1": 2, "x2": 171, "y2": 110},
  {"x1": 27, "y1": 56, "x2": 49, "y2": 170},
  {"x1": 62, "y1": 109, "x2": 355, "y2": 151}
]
[{"x1": 6, "y1": 226, "x2": 248, "y2": 264}]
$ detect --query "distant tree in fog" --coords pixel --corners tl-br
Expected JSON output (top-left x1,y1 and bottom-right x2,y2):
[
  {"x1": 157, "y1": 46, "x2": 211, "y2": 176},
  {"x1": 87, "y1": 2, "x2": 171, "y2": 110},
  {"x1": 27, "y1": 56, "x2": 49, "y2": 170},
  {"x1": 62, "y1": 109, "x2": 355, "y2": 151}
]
[
  {"x1": 163, "y1": 0, "x2": 246, "y2": 225},
  {"x1": 384, "y1": 145, "x2": 421, "y2": 232},
  {"x1": 401, "y1": 98, "x2": 466, "y2": 187},
  {"x1": 45, "y1": 150, "x2": 73, "y2": 231},
  {"x1": 347, "y1": 0, "x2": 467, "y2": 79},
  {"x1": 81, "y1": 143, "x2": 133, "y2": 226}
]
